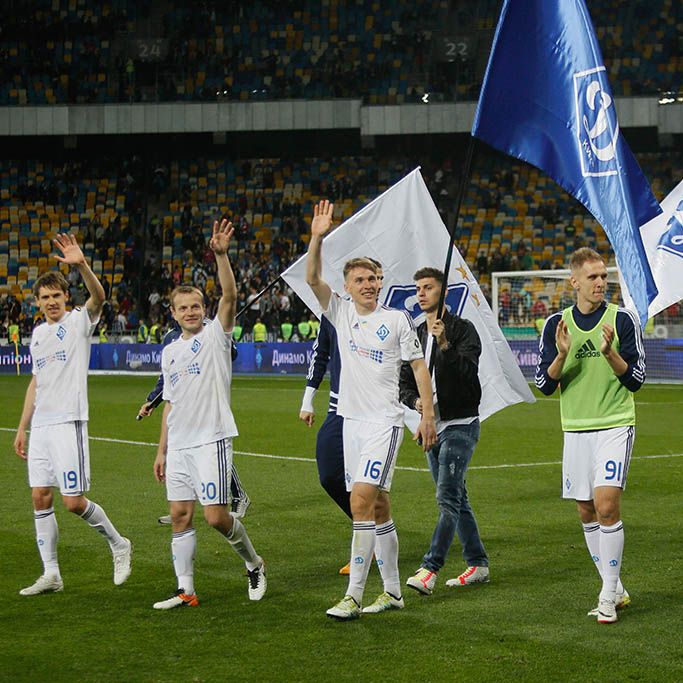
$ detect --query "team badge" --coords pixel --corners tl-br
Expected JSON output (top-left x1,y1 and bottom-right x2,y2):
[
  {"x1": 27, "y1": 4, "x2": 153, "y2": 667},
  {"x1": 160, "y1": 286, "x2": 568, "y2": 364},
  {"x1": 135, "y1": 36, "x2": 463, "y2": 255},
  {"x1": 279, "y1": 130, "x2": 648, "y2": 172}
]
[
  {"x1": 191, "y1": 339, "x2": 202, "y2": 353},
  {"x1": 384, "y1": 282, "x2": 468, "y2": 321},
  {"x1": 573, "y1": 66, "x2": 619, "y2": 177},
  {"x1": 656, "y1": 199, "x2": 683, "y2": 259},
  {"x1": 376, "y1": 324, "x2": 390, "y2": 341},
  {"x1": 56, "y1": 325, "x2": 67, "y2": 341}
]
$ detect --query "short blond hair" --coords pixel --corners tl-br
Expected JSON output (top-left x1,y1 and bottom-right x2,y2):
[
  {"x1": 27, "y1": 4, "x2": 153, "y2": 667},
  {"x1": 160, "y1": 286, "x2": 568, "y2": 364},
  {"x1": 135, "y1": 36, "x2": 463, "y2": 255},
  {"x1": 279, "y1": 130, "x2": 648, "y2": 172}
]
[
  {"x1": 343, "y1": 257, "x2": 378, "y2": 280},
  {"x1": 569, "y1": 247, "x2": 603, "y2": 271},
  {"x1": 169, "y1": 285, "x2": 204, "y2": 307}
]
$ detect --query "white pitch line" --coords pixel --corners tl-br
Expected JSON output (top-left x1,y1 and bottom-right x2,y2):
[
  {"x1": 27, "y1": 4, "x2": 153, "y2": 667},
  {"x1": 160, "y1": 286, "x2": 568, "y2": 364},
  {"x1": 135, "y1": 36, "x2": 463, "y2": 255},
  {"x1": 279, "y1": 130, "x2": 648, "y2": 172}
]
[{"x1": 2, "y1": 428, "x2": 681, "y2": 473}]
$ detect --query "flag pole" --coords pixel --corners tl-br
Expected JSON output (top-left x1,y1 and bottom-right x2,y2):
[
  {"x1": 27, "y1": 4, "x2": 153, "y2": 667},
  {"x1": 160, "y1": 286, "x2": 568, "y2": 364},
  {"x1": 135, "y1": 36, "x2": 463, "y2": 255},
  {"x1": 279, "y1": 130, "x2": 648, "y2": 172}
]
[
  {"x1": 427, "y1": 135, "x2": 478, "y2": 375},
  {"x1": 436, "y1": 135, "x2": 477, "y2": 320},
  {"x1": 235, "y1": 276, "x2": 283, "y2": 319}
]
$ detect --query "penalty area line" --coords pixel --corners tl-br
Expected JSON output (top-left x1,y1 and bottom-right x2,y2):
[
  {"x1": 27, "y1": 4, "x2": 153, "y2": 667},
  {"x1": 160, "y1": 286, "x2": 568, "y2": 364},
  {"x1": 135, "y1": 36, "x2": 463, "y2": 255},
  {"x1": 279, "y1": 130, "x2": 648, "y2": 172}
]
[{"x1": 2, "y1": 428, "x2": 682, "y2": 473}]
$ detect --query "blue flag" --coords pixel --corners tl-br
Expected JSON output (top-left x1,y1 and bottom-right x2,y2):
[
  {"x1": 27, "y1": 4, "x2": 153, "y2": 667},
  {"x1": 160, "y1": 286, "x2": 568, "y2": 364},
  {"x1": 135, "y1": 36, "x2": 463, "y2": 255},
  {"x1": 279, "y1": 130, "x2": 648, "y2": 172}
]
[{"x1": 472, "y1": 0, "x2": 661, "y2": 325}]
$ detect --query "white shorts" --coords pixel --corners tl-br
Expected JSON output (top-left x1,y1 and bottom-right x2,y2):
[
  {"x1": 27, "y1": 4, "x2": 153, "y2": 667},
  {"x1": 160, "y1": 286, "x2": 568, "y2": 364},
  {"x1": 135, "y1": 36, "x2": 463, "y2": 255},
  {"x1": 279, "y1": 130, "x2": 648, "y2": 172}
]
[
  {"x1": 166, "y1": 438, "x2": 233, "y2": 506},
  {"x1": 28, "y1": 421, "x2": 90, "y2": 496},
  {"x1": 562, "y1": 426, "x2": 635, "y2": 500},
  {"x1": 342, "y1": 419, "x2": 403, "y2": 492}
]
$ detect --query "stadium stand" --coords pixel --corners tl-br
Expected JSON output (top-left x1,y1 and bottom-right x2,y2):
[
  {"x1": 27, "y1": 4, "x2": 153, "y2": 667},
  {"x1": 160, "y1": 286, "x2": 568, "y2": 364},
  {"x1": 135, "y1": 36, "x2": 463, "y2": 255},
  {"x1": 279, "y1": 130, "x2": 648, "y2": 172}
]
[
  {"x1": 0, "y1": 0, "x2": 678, "y2": 105},
  {"x1": 1, "y1": 146, "x2": 680, "y2": 340}
]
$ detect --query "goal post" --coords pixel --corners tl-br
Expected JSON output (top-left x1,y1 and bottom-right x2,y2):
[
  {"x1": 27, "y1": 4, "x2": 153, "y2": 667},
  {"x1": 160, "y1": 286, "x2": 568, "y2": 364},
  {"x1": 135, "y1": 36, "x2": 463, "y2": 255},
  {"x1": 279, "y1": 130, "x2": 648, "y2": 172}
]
[
  {"x1": 491, "y1": 268, "x2": 683, "y2": 383},
  {"x1": 491, "y1": 267, "x2": 620, "y2": 332}
]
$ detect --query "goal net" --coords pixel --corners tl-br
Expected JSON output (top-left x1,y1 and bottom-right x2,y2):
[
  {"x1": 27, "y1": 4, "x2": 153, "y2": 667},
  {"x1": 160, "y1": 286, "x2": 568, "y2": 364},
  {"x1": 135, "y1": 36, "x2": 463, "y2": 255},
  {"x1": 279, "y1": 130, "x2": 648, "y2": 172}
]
[{"x1": 491, "y1": 268, "x2": 683, "y2": 383}]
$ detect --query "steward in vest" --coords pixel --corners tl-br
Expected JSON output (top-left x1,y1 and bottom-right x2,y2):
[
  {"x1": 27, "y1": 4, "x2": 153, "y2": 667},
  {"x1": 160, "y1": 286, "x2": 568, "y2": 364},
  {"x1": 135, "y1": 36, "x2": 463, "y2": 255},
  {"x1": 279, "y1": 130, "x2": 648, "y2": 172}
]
[
  {"x1": 297, "y1": 318, "x2": 311, "y2": 340},
  {"x1": 280, "y1": 319, "x2": 293, "y2": 341},
  {"x1": 252, "y1": 318, "x2": 267, "y2": 342},
  {"x1": 137, "y1": 321, "x2": 149, "y2": 343},
  {"x1": 149, "y1": 323, "x2": 163, "y2": 344}
]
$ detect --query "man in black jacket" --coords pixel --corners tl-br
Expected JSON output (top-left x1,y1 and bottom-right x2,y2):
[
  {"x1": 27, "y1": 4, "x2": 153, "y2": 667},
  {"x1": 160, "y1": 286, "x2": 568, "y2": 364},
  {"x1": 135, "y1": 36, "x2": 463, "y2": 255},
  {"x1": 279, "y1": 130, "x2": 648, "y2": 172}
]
[{"x1": 399, "y1": 267, "x2": 489, "y2": 596}]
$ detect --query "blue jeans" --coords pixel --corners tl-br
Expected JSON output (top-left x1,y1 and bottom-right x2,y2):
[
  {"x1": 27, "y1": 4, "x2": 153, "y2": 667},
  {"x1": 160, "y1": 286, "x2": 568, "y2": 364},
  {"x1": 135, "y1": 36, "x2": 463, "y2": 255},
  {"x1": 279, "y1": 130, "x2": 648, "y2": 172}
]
[{"x1": 422, "y1": 420, "x2": 489, "y2": 572}]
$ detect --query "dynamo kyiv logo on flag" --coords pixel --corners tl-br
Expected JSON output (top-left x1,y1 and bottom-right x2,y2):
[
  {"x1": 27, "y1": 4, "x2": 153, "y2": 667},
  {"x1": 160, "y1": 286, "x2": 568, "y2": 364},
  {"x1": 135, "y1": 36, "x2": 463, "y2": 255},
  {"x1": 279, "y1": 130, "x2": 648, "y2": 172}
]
[
  {"x1": 574, "y1": 67, "x2": 619, "y2": 178},
  {"x1": 656, "y1": 200, "x2": 683, "y2": 260},
  {"x1": 383, "y1": 283, "x2": 468, "y2": 320}
]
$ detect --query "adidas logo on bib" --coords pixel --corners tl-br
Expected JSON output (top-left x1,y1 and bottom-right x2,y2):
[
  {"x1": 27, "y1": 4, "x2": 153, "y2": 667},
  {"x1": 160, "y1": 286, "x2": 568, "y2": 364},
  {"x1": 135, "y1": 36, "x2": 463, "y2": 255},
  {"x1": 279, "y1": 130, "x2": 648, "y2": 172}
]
[{"x1": 575, "y1": 339, "x2": 601, "y2": 359}]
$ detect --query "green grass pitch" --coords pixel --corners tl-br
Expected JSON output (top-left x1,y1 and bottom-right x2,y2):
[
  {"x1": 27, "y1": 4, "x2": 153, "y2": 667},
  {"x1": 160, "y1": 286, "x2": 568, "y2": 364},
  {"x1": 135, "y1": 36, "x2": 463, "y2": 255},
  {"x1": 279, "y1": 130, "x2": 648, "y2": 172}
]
[{"x1": 0, "y1": 374, "x2": 681, "y2": 682}]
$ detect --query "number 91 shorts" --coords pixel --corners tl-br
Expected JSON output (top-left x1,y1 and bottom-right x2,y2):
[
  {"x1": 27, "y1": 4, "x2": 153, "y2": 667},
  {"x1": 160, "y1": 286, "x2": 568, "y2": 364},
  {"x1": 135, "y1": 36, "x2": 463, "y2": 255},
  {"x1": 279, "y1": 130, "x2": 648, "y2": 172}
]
[{"x1": 561, "y1": 426, "x2": 634, "y2": 500}]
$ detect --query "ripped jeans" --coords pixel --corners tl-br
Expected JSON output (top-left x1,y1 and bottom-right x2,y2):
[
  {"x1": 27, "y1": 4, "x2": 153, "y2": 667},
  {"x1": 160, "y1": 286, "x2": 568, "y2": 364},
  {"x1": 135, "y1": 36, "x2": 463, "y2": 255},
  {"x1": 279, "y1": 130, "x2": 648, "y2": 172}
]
[{"x1": 421, "y1": 420, "x2": 489, "y2": 572}]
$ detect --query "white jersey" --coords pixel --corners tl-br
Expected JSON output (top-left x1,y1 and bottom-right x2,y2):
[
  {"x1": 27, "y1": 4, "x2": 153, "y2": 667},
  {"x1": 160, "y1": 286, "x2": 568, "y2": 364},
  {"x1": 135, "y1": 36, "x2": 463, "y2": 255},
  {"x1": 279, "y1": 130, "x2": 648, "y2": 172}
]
[
  {"x1": 324, "y1": 293, "x2": 423, "y2": 426},
  {"x1": 162, "y1": 317, "x2": 238, "y2": 450},
  {"x1": 30, "y1": 306, "x2": 98, "y2": 427}
]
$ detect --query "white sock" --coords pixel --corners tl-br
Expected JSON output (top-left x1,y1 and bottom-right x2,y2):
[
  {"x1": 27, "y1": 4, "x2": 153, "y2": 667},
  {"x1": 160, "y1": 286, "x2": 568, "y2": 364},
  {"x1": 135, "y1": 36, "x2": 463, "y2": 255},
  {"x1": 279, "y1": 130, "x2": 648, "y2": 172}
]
[
  {"x1": 346, "y1": 521, "x2": 375, "y2": 605},
  {"x1": 582, "y1": 522, "x2": 625, "y2": 595},
  {"x1": 225, "y1": 517, "x2": 260, "y2": 571},
  {"x1": 375, "y1": 520, "x2": 401, "y2": 599},
  {"x1": 599, "y1": 521, "x2": 624, "y2": 602},
  {"x1": 172, "y1": 528, "x2": 196, "y2": 595},
  {"x1": 80, "y1": 500, "x2": 125, "y2": 551},
  {"x1": 34, "y1": 507, "x2": 60, "y2": 578}
]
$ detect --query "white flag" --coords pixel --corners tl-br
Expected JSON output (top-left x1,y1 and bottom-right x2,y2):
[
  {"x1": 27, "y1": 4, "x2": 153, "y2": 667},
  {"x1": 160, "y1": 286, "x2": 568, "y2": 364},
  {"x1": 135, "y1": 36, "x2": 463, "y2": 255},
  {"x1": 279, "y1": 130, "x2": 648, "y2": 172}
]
[
  {"x1": 281, "y1": 168, "x2": 535, "y2": 421},
  {"x1": 620, "y1": 179, "x2": 683, "y2": 319}
]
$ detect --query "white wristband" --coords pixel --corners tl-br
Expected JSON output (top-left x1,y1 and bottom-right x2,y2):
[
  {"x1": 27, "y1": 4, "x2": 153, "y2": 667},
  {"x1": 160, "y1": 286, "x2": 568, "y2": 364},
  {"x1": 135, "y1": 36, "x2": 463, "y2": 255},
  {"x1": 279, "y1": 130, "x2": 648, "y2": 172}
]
[{"x1": 300, "y1": 386, "x2": 316, "y2": 413}]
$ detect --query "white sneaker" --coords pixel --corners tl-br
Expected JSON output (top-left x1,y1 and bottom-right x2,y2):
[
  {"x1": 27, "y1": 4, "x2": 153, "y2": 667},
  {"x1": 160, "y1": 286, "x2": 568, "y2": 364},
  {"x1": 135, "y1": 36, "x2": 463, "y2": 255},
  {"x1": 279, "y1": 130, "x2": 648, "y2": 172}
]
[
  {"x1": 597, "y1": 598, "x2": 618, "y2": 624},
  {"x1": 231, "y1": 495, "x2": 251, "y2": 520},
  {"x1": 157, "y1": 515, "x2": 172, "y2": 525},
  {"x1": 326, "y1": 595, "x2": 361, "y2": 621},
  {"x1": 406, "y1": 568, "x2": 438, "y2": 595},
  {"x1": 19, "y1": 574, "x2": 64, "y2": 596},
  {"x1": 153, "y1": 589, "x2": 199, "y2": 610},
  {"x1": 113, "y1": 538, "x2": 132, "y2": 585},
  {"x1": 588, "y1": 588, "x2": 630, "y2": 616},
  {"x1": 362, "y1": 592, "x2": 405, "y2": 613},
  {"x1": 247, "y1": 562, "x2": 267, "y2": 601},
  {"x1": 446, "y1": 566, "x2": 490, "y2": 587}
]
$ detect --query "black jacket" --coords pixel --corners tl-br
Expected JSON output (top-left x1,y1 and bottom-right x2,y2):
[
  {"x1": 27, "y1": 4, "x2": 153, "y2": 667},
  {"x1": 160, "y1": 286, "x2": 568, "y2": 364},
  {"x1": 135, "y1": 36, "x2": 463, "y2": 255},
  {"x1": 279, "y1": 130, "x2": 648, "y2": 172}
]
[{"x1": 399, "y1": 311, "x2": 481, "y2": 420}]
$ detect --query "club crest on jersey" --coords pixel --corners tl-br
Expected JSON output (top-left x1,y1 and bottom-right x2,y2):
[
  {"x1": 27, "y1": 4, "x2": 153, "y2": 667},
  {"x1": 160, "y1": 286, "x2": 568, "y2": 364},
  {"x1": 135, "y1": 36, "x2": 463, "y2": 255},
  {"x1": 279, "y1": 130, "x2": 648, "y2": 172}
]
[
  {"x1": 56, "y1": 325, "x2": 67, "y2": 341},
  {"x1": 191, "y1": 338, "x2": 202, "y2": 353},
  {"x1": 656, "y1": 199, "x2": 683, "y2": 259},
  {"x1": 573, "y1": 66, "x2": 619, "y2": 177},
  {"x1": 383, "y1": 282, "x2": 468, "y2": 321},
  {"x1": 376, "y1": 324, "x2": 390, "y2": 341}
]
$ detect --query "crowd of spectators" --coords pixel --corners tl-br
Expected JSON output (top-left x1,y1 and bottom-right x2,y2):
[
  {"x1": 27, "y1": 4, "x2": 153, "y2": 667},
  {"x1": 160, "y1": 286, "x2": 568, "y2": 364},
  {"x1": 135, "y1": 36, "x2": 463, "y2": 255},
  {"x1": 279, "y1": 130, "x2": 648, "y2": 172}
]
[
  {"x1": 2, "y1": 146, "x2": 681, "y2": 343},
  {"x1": 1, "y1": 0, "x2": 678, "y2": 106}
]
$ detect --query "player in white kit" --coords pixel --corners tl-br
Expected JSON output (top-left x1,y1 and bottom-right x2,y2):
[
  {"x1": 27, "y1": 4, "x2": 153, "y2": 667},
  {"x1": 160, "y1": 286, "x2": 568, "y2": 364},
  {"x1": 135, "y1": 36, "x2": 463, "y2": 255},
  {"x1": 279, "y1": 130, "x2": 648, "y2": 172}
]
[
  {"x1": 305, "y1": 200, "x2": 437, "y2": 620},
  {"x1": 14, "y1": 234, "x2": 132, "y2": 595},
  {"x1": 152, "y1": 219, "x2": 266, "y2": 609}
]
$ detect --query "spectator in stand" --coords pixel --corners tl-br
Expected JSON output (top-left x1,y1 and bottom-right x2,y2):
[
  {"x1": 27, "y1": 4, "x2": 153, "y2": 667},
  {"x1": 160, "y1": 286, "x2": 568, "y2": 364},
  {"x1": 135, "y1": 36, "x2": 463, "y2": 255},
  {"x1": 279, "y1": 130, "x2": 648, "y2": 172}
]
[
  {"x1": 476, "y1": 251, "x2": 489, "y2": 277},
  {"x1": 246, "y1": 285, "x2": 260, "y2": 331}
]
